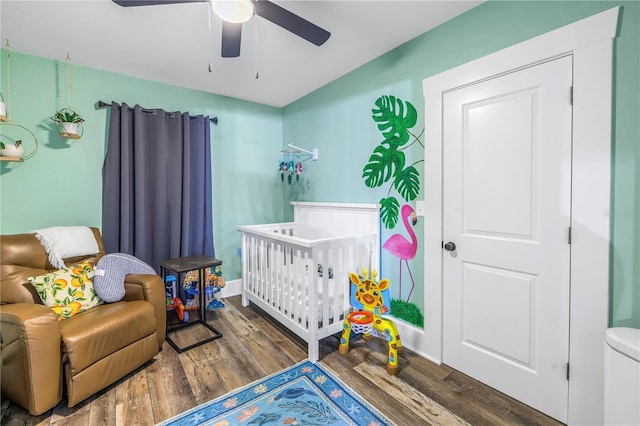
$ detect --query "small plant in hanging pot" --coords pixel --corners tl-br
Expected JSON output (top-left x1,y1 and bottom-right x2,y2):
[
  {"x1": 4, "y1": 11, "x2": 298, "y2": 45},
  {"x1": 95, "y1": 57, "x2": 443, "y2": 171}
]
[
  {"x1": 0, "y1": 140, "x2": 24, "y2": 158},
  {"x1": 0, "y1": 92, "x2": 7, "y2": 122},
  {"x1": 52, "y1": 108, "x2": 84, "y2": 139}
]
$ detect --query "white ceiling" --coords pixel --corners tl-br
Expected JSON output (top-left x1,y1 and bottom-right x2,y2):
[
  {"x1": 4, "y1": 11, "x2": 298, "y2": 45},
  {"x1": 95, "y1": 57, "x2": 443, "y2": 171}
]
[{"x1": 1, "y1": 0, "x2": 482, "y2": 107}]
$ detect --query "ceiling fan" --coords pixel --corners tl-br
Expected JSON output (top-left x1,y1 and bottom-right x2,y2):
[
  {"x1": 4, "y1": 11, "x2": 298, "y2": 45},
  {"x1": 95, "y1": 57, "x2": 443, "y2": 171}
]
[{"x1": 113, "y1": 0, "x2": 331, "y2": 58}]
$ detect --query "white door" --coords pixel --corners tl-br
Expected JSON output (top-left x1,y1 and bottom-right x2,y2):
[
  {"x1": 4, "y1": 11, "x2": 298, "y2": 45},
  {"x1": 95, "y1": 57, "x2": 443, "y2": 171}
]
[{"x1": 442, "y1": 56, "x2": 573, "y2": 422}]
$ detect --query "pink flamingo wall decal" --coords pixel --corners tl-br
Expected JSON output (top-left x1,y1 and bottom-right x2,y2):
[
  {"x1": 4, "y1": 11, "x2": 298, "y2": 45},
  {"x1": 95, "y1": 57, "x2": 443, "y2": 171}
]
[{"x1": 382, "y1": 204, "x2": 418, "y2": 303}]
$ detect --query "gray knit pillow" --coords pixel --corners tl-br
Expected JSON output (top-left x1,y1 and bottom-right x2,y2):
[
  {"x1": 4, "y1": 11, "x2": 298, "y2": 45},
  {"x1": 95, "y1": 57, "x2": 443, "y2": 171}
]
[{"x1": 93, "y1": 253, "x2": 156, "y2": 302}]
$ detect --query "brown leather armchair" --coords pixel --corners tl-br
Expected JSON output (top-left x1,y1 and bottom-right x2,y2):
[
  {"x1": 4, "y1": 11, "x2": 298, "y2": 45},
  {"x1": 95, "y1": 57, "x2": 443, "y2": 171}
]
[{"x1": 0, "y1": 228, "x2": 166, "y2": 415}]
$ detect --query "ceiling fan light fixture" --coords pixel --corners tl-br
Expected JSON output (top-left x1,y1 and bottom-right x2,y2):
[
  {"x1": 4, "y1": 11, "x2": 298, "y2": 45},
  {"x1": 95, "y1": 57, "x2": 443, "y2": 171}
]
[{"x1": 211, "y1": 0, "x2": 254, "y2": 24}]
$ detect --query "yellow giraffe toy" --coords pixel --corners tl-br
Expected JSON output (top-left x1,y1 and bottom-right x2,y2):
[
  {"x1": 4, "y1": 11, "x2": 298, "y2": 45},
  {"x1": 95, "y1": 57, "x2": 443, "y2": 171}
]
[{"x1": 338, "y1": 269, "x2": 403, "y2": 375}]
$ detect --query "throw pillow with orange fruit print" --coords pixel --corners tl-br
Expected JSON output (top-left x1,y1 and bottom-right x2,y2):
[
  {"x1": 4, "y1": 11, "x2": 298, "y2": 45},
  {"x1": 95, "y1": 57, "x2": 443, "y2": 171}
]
[{"x1": 28, "y1": 261, "x2": 104, "y2": 320}]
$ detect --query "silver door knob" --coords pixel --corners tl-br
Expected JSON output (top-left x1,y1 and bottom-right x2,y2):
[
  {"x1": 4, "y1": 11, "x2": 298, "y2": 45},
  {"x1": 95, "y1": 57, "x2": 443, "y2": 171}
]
[{"x1": 444, "y1": 242, "x2": 456, "y2": 251}]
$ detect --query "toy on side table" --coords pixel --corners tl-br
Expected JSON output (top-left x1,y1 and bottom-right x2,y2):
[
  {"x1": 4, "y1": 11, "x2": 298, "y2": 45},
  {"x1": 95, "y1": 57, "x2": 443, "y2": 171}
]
[
  {"x1": 205, "y1": 285, "x2": 224, "y2": 309},
  {"x1": 206, "y1": 265, "x2": 225, "y2": 309},
  {"x1": 180, "y1": 266, "x2": 226, "y2": 311},
  {"x1": 182, "y1": 270, "x2": 201, "y2": 311},
  {"x1": 165, "y1": 275, "x2": 188, "y2": 322},
  {"x1": 338, "y1": 268, "x2": 403, "y2": 375}
]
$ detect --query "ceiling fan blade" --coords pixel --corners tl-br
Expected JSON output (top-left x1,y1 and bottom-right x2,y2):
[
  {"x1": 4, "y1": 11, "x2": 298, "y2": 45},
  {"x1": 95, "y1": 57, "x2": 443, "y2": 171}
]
[
  {"x1": 253, "y1": 0, "x2": 330, "y2": 46},
  {"x1": 113, "y1": 0, "x2": 205, "y2": 6},
  {"x1": 221, "y1": 21, "x2": 242, "y2": 58}
]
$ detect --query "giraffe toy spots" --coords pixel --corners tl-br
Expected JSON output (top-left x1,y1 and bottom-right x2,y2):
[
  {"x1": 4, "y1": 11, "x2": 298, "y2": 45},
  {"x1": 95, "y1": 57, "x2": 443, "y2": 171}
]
[{"x1": 338, "y1": 269, "x2": 403, "y2": 375}]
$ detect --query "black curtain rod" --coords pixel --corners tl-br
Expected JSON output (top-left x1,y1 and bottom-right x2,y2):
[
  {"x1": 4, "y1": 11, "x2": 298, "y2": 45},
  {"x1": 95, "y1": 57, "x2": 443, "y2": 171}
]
[{"x1": 96, "y1": 100, "x2": 218, "y2": 125}]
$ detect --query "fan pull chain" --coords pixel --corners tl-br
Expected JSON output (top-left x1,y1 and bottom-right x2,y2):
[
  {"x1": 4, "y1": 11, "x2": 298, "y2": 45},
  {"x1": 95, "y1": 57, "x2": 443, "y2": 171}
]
[
  {"x1": 207, "y1": 5, "x2": 213, "y2": 72},
  {"x1": 254, "y1": 17, "x2": 259, "y2": 79}
]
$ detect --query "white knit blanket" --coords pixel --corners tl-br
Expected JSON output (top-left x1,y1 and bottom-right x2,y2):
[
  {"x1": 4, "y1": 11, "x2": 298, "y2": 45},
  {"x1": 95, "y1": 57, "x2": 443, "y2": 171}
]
[{"x1": 32, "y1": 226, "x2": 99, "y2": 269}]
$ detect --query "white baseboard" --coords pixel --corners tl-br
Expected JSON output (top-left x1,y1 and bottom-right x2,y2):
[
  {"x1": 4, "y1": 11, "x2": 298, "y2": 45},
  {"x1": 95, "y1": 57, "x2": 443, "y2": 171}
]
[{"x1": 218, "y1": 278, "x2": 241, "y2": 298}]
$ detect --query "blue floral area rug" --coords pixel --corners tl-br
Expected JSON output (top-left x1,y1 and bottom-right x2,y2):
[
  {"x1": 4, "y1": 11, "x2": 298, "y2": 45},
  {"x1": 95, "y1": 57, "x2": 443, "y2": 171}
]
[{"x1": 158, "y1": 360, "x2": 391, "y2": 426}]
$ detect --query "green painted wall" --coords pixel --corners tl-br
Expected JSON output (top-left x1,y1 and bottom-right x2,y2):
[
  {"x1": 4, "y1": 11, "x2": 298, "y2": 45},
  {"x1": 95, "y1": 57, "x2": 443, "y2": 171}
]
[
  {"x1": 282, "y1": 1, "x2": 640, "y2": 328},
  {"x1": 0, "y1": 52, "x2": 284, "y2": 279},
  {"x1": 1, "y1": 1, "x2": 637, "y2": 328}
]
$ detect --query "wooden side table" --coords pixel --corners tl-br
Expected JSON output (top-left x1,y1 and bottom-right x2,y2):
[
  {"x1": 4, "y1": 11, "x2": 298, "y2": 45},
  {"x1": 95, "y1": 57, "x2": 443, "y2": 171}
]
[{"x1": 160, "y1": 255, "x2": 223, "y2": 353}]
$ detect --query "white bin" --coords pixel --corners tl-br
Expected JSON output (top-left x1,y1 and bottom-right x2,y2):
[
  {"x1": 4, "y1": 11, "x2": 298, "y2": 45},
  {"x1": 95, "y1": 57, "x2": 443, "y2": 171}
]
[{"x1": 604, "y1": 327, "x2": 640, "y2": 426}]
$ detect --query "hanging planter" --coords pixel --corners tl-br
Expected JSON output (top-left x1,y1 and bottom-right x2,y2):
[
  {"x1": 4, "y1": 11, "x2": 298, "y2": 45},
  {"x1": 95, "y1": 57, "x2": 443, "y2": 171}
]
[
  {"x1": 52, "y1": 108, "x2": 84, "y2": 139},
  {"x1": 52, "y1": 53, "x2": 84, "y2": 139},
  {"x1": 0, "y1": 140, "x2": 24, "y2": 157},
  {"x1": 0, "y1": 123, "x2": 39, "y2": 162},
  {"x1": 0, "y1": 92, "x2": 7, "y2": 122},
  {"x1": 0, "y1": 41, "x2": 40, "y2": 163}
]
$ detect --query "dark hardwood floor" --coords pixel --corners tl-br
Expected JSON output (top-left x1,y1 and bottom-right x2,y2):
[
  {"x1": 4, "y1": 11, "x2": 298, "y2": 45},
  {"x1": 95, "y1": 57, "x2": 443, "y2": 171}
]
[{"x1": 1, "y1": 296, "x2": 563, "y2": 425}]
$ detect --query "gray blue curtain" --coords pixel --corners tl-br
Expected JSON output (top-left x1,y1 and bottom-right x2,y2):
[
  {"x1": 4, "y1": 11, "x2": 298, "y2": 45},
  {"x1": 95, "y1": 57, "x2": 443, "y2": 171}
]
[{"x1": 102, "y1": 102, "x2": 214, "y2": 271}]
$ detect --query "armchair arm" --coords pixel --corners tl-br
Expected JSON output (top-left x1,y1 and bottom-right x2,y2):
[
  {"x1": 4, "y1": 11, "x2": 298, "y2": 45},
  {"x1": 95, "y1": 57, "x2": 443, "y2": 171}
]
[
  {"x1": 0, "y1": 304, "x2": 63, "y2": 415},
  {"x1": 122, "y1": 274, "x2": 166, "y2": 349}
]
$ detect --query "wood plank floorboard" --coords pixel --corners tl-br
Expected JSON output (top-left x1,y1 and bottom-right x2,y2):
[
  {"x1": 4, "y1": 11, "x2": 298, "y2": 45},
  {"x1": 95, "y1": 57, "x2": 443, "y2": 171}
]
[
  {"x1": 146, "y1": 338, "x2": 196, "y2": 420},
  {"x1": 1, "y1": 295, "x2": 563, "y2": 426}
]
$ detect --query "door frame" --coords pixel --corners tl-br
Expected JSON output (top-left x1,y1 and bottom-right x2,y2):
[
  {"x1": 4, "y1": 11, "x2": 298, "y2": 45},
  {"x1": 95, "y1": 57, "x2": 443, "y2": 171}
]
[{"x1": 420, "y1": 8, "x2": 618, "y2": 424}]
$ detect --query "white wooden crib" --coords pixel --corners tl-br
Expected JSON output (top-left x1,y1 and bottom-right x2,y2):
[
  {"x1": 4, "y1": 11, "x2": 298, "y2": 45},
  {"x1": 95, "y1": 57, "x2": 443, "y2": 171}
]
[{"x1": 237, "y1": 202, "x2": 380, "y2": 362}]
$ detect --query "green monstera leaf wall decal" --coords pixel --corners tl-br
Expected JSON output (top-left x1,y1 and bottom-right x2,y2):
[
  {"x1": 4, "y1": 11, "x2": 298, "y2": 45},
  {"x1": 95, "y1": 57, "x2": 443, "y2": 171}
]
[
  {"x1": 394, "y1": 165, "x2": 420, "y2": 201},
  {"x1": 372, "y1": 95, "x2": 418, "y2": 146},
  {"x1": 363, "y1": 95, "x2": 424, "y2": 229},
  {"x1": 362, "y1": 143, "x2": 405, "y2": 188},
  {"x1": 380, "y1": 197, "x2": 400, "y2": 229}
]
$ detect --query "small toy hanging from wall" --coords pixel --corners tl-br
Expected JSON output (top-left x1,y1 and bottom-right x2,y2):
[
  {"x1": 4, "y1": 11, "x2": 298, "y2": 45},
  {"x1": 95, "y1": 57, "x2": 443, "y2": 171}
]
[{"x1": 278, "y1": 143, "x2": 318, "y2": 185}]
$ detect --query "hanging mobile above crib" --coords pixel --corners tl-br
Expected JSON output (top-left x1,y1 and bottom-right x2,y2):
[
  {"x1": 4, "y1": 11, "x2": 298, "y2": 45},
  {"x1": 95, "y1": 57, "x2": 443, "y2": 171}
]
[{"x1": 279, "y1": 144, "x2": 318, "y2": 184}]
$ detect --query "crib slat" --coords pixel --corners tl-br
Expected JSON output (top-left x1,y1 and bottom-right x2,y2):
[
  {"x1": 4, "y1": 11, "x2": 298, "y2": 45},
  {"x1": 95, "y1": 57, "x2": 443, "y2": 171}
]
[
  {"x1": 267, "y1": 240, "x2": 273, "y2": 306},
  {"x1": 316, "y1": 248, "x2": 325, "y2": 330},
  {"x1": 301, "y1": 250, "x2": 308, "y2": 327},
  {"x1": 287, "y1": 246, "x2": 293, "y2": 322},
  {"x1": 241, "y1": 234, "x2": 249, "y2": 307},
  {"x1": 333, "y1": 245, "x2": 345, "y2": 326},
  {"x1": 260, "y1": 238, "x2": 267, "y2": 303},
  {"x1": 276, "y1": 242, "x2": 283, "y2": 318}
]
